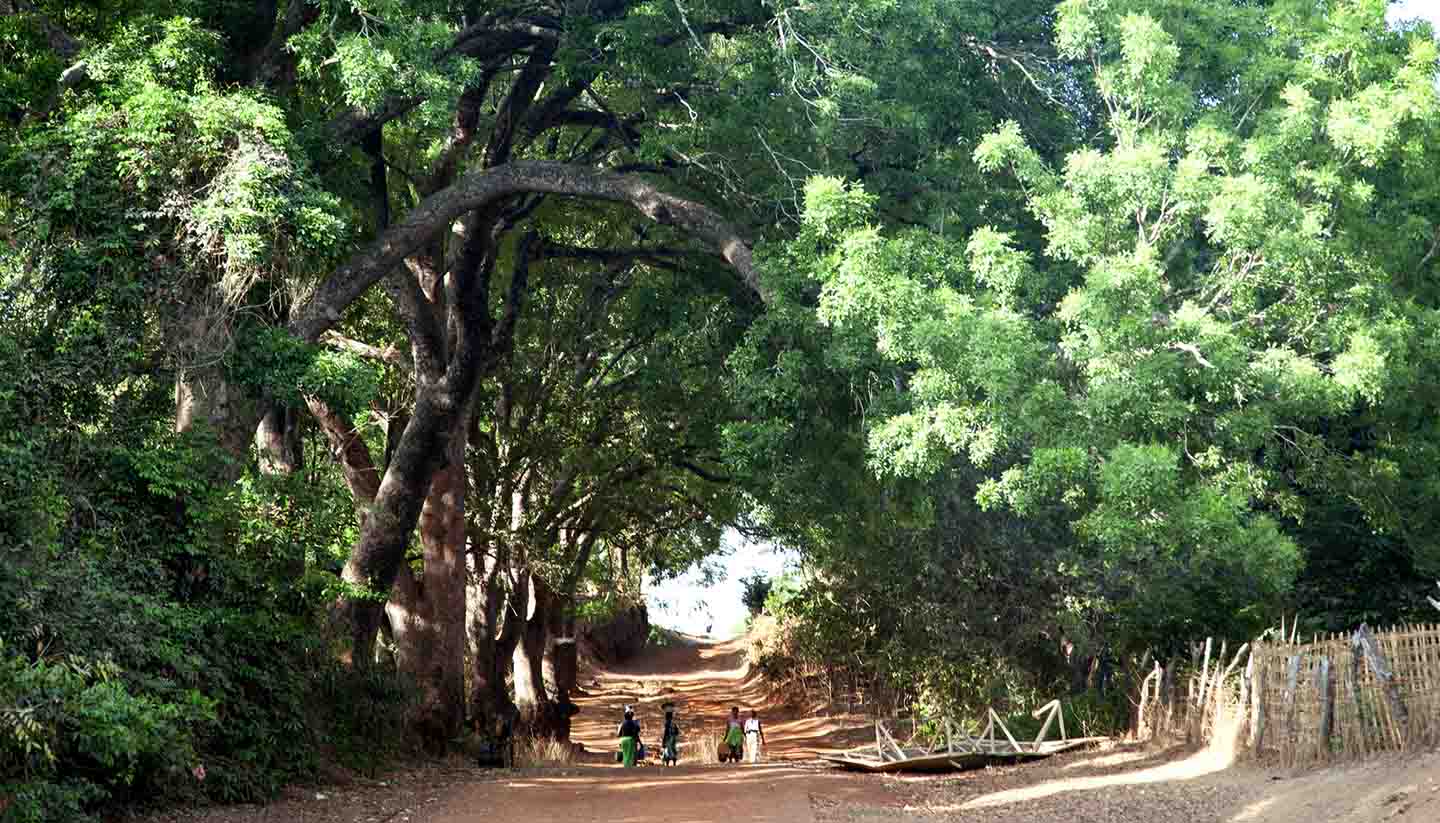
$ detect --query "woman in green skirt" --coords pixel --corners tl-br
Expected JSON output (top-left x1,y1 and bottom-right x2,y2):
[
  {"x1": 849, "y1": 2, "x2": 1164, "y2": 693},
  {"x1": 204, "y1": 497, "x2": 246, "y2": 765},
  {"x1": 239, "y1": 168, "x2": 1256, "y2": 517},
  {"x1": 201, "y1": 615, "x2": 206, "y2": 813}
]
[
  {"x1": 617, "y1": 708, "x2": 642, "y2": 767},
  {"x1": 722, "y1": 706, "x2": 744, "y2": 763}
]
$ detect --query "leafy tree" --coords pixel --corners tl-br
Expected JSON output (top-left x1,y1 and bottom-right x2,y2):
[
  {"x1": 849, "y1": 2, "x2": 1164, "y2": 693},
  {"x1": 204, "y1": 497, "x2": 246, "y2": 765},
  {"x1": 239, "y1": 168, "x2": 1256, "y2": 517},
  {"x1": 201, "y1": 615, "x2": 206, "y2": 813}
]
[
  {"x1": 740, "y1": 573, "x2": 772, "y2": 616},
  {"x1": 786, "y1": 0, "x2": 1440, "y2": 662}
]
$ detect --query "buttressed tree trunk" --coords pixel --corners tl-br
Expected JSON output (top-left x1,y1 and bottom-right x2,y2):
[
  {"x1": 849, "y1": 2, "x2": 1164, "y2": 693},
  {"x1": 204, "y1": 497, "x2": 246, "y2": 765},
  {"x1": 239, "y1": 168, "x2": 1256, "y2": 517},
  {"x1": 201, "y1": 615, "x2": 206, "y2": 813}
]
[
  {"x1": 254, "y1": 402, "x2": 303, "y2": 475},
  {"x1": 171, "y1": 311, "x2": 264, "y2": 467}
]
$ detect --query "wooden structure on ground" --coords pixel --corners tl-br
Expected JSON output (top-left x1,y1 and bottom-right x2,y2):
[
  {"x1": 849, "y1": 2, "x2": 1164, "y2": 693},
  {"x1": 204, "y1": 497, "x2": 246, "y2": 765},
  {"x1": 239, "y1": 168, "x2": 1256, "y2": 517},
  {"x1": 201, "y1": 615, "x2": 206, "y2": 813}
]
[{"x1": 820, "y1": 700, "x2": 1106, "y2": 773}]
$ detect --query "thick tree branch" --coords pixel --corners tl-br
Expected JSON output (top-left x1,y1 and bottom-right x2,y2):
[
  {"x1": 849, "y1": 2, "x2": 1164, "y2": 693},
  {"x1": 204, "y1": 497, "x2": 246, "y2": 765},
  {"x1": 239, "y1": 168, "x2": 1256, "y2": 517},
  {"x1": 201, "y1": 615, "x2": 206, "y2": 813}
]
[
  {"x1": 324, "y1": 20, "x2": 558, "y2": 148},
  {"x1": 446, "y1": 18, "x2": 560, "y2": 60},
  {"x1": 291, "y1": 161, "x2": 763, "y2": 343},
  {"x1": 484, "y1": 40, "x2": 557, "y2": 168},
  {"x1": 675, "y1": 459, "x2": 732, "y2": 484},
  {"x1": 250, "y1": 0, "x2": 310, "y2": 86},
  {"x1": 321, "y1": 331, "x2": 410, "y2": 370},
  {"x1": 424, "y1": 79, "x2": 492, "y2": 195},
  {"x1": 326, "y1": 95, "x2": 426, "y2": 147},
  {"x1": 306, "y1": 398, "x2": 382, "y2": 507}
]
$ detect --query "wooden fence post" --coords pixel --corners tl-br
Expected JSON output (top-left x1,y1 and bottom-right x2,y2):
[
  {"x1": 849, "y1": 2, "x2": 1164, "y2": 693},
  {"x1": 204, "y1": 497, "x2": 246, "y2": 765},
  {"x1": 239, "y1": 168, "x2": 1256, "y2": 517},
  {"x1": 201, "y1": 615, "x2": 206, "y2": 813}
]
[
  {"x1": 1317, "y1": 655, "x2": 1333, "y2": 759},
  {"x1": 1250, "y1": 647, "x2": 1265, "y2": 752},
  {"x1": 1281, "y1": 653, "x2": 1301, "y2": 764}
]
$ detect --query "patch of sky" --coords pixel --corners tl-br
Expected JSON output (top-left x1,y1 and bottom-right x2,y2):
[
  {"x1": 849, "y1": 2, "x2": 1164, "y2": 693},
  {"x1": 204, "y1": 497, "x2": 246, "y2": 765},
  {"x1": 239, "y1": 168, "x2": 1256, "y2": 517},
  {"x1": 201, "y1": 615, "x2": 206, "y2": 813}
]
[{"x1": 647, "y1": 529, "x2": 800, "y2": 638}]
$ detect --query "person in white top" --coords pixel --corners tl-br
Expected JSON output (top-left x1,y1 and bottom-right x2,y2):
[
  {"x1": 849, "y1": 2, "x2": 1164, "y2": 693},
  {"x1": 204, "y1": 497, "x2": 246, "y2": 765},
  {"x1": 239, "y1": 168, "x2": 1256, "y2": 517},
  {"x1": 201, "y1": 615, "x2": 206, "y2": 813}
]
[{"x1": 744, "y1": 710, "x2": 765, "y2": 763}]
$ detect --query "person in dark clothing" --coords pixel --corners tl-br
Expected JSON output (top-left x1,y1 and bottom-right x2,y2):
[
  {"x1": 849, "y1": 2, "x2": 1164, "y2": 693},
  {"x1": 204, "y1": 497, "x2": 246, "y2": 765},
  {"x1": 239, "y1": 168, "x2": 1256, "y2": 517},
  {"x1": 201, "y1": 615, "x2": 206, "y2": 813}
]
[
  {"x1": 617, "y1": 707, "x2": 642, "y2": 767},
  {"x1": 661, "y1": 709, "x2": 681, "y2": 766}
]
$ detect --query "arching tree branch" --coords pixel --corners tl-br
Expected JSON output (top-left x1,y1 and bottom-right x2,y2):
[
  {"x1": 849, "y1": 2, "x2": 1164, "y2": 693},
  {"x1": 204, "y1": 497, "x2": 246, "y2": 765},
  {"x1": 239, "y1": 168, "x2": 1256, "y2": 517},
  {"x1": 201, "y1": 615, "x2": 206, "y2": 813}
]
[{"x1": 291, "y1": 161, "x2": 763, "y2": 343}]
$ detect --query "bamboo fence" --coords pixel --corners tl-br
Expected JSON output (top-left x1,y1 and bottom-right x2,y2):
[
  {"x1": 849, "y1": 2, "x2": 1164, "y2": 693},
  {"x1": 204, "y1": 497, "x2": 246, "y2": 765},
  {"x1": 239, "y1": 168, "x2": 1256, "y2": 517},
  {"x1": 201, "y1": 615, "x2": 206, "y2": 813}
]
[
  {"x1": 1248, "y1": 623, "x2": 1440, "y2": 766},
  {"x1": 1135, "y1": 622, "x2": 1440, "y2": 767}
]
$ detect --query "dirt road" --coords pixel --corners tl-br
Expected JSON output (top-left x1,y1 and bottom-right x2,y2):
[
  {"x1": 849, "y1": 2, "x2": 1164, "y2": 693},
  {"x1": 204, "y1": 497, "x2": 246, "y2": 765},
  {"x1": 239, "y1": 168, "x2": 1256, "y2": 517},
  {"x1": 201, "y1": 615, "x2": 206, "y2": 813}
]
[
  {"x1": 142, "y1": 633, "x2": 1440, "y2": 823},
  {"x1": 426, "y1": 633, "x2": 899, "y2": 823}
]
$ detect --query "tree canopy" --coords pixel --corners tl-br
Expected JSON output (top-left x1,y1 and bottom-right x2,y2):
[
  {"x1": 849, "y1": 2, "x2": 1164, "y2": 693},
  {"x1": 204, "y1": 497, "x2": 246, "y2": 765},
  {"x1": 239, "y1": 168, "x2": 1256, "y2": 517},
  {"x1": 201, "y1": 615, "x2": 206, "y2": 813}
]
[{"x1": 2, "y1": 0, "x2": 1439, "y2": 818}]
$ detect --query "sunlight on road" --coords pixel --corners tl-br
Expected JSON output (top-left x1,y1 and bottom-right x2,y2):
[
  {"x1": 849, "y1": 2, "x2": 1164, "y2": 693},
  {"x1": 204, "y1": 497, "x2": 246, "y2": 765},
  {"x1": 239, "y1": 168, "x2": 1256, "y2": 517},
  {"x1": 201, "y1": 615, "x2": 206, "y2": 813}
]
[
  {"x1": 957, "y1": 747, "x2": 1235, "y2": 810},
  {"x1": 959, "y1": 708, "x2": 1244, "y2": 811}
]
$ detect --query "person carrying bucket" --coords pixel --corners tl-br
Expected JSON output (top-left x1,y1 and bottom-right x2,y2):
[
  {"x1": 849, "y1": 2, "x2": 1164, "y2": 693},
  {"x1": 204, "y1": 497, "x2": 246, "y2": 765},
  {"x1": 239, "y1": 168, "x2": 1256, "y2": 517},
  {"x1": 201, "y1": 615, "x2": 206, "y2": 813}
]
[
  {"x1": 661, "y1": 703, "x2": 680, "y2": 766},
  {"x1": 617, "y1": 706, "x2": 642, "y2": 767}
]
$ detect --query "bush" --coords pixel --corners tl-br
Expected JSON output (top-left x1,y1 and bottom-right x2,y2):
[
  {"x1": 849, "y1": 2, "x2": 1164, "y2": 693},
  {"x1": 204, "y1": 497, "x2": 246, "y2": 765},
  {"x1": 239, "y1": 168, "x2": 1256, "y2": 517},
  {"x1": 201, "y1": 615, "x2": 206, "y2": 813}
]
[
  {"x1": 0, "y1": 646, "x2": 206, "y2": 822},
  {"x1": 0, "y1": 503, "x2": 416, "y2": 816}
]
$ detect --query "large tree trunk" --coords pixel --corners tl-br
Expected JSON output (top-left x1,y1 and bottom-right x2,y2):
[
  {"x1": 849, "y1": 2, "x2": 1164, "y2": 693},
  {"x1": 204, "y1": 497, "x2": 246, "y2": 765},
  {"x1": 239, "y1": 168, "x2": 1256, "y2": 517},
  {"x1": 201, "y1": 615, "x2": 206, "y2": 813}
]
[
  {"x1": 541, "y1": 601, "x2": 571, "y2": 700},
  {"x1": 168, "y1": 302, "x2": 267, "y2": 467},
  {"x1": 377, "y1": 415, "x2": 468, "y2": 748},
  {"x1": 384, "y1": 563, "x2": 424, "y2": 673},
  {"x1": 542, "y1": 597, "x2": 578, "y2": 740},
  {"x1": 512, "y1": 572, "x2": 563, "y2": 737},
  {"x1": 254, "y1": 402, "x2": 303, "y2": 474},
  {"x1": 332, "y1": 388, "x2": 461, "y2": 663},
  {"x1": 466, "y1": 544, "x2": 513, "y2": 736},
  {"x1": 414, "y1": 416, "x2": 469, "y2": 742}
]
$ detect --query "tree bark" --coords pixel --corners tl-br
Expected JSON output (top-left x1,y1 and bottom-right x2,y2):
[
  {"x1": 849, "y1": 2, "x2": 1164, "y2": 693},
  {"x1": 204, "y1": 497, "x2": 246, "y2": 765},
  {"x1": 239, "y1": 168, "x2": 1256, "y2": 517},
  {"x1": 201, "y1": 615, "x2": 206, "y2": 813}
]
[
  {"x1": 412, "y1": 414, "x2": 469, "y2": 743},
  {"x1": 542, "y1": 595, "x2": 578, "y2": 741},
  {"x1": 335, "y1": 385, "x2": 461, "y2": 664},
  {"x1": 255, "y1": 402, "x2": 303, "y2": 475},
  {"x1": 329, "y1": 227, "x2": 533, "y2": 669},
  {"x1": 467, "y1": 543, "x2": 513, "y2": 736},
  {"x1": 512, "y1": 572, "x2": 563, "y2": 737},
  {"x1": 378, "y1": 413, "x2": 469, "y2": 748},
  {"x1": 290, "y1": 161, "x2": 763, "y2": 344},
  {"x1": 306, "y1": 398, "x2": 382, "y2": 522}
]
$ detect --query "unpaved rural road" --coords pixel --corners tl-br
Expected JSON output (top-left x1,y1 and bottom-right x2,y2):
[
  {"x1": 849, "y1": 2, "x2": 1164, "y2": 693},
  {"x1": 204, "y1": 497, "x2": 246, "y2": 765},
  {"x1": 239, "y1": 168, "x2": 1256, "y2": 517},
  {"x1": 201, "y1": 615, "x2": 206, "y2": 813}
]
[
  {"x1": 424, "y1": 635, "x2": 900, "y2": 823},
  {"x1": 139, "y1": 634, "x2": 1440, "y2": 823}
]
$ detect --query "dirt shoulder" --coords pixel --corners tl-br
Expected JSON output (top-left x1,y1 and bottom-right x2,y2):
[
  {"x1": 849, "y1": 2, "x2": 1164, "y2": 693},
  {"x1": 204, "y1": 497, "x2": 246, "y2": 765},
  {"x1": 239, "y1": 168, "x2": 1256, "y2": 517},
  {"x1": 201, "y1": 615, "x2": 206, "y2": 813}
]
[{"x1": 813, "y1": 742, "x2": 1440, "y2": 823}]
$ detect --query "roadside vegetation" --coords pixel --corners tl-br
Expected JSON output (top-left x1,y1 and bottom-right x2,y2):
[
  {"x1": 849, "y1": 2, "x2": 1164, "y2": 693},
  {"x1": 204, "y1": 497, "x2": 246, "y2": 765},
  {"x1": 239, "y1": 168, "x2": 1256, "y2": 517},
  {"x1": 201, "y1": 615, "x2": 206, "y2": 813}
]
[{"x1": 3, "y1": 0, "x2": 1438, "y2": 820}]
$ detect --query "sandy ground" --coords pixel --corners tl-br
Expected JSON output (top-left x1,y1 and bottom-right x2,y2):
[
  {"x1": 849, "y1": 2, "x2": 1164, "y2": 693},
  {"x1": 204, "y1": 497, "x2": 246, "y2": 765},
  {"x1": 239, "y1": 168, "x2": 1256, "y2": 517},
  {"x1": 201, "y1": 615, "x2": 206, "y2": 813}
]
[
  {"x1": 567, "y1": 633, "x2": 877, "y2": 761},
  {"x1": 430, "y1": 633, "x2": 902, "y2": 823},
  {"x1": 136, "y1": 634, "x2": 1440, "y2": 823},
  {"x1": 815, "y1": 741, "x2": 1440, "y2": 823}
]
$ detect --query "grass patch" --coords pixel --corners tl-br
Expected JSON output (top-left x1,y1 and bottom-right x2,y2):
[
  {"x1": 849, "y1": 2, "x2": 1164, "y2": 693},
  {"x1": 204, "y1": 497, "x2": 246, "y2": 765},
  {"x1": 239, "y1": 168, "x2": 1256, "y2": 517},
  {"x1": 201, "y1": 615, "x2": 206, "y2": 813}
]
[{"x1": 512, "y1": 737, "x2": 577, "y2": 768}]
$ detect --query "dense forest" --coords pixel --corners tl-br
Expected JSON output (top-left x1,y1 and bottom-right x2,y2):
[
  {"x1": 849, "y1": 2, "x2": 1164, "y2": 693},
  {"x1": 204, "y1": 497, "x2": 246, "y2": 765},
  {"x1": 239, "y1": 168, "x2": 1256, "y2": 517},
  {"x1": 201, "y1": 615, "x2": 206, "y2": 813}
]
[{"x1": 2, "y1": 0, "x2": 1438, "y2": 819}]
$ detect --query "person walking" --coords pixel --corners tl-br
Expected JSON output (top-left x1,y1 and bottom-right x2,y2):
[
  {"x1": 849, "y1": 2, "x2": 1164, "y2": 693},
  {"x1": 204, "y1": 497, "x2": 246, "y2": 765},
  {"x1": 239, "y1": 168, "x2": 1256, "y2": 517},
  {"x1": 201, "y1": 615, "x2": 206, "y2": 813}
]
[
  {"x1": 617, "y1": 707, "x2": 643, "y2": 768},
  {"x1": 744, "y1": 710, "x2": 765, "y2": 763},
  {"x1": 723, "y1": 706, "x2": 744, "y2": 763},
  {"x1": 661, "y1": 708, "x2": 681, "y2": 766}
]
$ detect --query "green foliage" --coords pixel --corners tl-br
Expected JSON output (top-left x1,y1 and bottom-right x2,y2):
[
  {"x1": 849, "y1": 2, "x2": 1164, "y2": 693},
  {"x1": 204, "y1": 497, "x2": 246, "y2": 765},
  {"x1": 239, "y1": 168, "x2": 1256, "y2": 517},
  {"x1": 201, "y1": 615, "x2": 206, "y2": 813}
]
[
  {"x1": 739, "y1": 573, "x2": 772, "y2": 616},
  {"x1": 771, "y1": 0, "x2": 1440, "y2": 664},
  {"x1": 4, "y1": 0, "x2": 1440, "y2": 811},
  {"x1": 0, "y1": 645, "x2": 206, "y2": 822},
  {"x1": 228, "y1": 327, "x2": 381, "y2": 418}
]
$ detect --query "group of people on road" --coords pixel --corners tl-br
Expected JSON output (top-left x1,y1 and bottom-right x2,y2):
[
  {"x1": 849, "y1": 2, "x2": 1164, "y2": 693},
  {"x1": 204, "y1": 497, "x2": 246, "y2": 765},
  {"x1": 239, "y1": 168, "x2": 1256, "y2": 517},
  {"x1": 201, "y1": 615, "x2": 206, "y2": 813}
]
[
  {"x1": 722, "y1": 706, "x2": 765, "y2": 764},
  {"x1": 616, "y1": 704, "x2": 764, "y2": 768}
]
